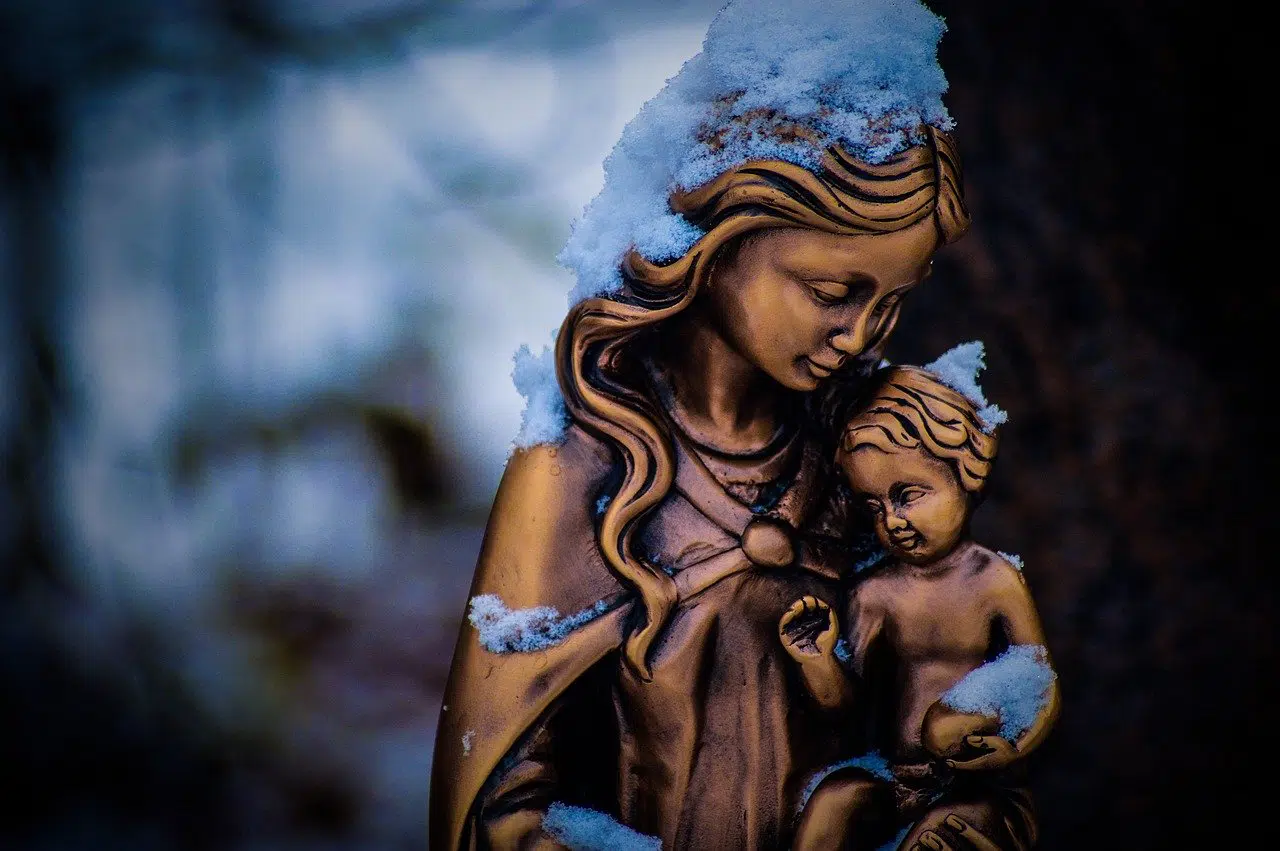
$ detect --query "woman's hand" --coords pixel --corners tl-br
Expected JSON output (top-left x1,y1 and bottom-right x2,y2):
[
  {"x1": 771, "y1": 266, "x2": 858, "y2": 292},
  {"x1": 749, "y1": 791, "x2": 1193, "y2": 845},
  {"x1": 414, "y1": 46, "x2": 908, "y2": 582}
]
[
  {"x1": 910, "y1": 815, "x2": 1010, "y2": 851},
  {"x1": 778, "y1": 595, "x2": 839, "y2": 659}
]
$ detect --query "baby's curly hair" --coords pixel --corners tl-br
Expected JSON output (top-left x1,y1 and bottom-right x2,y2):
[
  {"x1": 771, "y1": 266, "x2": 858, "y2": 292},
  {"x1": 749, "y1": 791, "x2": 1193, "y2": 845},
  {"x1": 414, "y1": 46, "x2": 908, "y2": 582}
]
[{"x1": 838, "y1": 365, "x2": 998, "y2": 495}]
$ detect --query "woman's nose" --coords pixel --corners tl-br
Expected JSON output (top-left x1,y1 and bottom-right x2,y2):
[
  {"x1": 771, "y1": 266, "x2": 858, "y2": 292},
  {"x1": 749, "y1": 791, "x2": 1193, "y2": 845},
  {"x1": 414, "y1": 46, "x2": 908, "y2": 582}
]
[{"x1": 829, "y1": 308, "x2": 876, "y2": 355}]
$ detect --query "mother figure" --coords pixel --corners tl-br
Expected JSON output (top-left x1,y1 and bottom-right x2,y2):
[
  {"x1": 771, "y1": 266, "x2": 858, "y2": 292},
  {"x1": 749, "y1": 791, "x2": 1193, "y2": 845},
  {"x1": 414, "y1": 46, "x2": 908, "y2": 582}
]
[
  {"x1": 430, "y1": 132, "x2": 1036, "y2": 849},
  {"x1": 431, "y1": 4, "x2": 1036, "y2": 849}
]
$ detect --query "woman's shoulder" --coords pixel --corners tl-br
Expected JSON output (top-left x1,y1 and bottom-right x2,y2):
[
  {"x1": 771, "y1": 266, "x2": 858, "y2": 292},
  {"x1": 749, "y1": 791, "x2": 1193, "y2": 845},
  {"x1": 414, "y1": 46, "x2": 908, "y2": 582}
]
[
  {"x1": 475, "y1": 422, "x2": 622, "y2": 612},
  {"x1": 494, "y1": 424, "x2": 616, "y2": 528}
]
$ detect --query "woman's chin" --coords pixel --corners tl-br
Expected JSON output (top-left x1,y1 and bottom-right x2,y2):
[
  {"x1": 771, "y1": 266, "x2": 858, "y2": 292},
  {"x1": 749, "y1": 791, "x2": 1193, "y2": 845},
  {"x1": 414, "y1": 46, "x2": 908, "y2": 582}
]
[{"x1": 781, "y1": 362, "x2": 824, "y2": 392}]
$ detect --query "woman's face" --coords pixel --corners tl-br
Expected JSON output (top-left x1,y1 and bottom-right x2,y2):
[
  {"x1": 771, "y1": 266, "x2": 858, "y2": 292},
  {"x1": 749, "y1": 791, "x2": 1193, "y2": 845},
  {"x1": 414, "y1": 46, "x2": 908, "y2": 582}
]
[{"x1": 701, "y1": 219, "x2": 938, "y2": 391}]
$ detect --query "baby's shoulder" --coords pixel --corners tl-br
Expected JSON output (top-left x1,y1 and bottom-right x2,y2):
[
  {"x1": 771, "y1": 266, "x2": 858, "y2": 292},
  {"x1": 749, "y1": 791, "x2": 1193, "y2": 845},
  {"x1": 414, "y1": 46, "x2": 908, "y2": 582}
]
[
  {"x1": 850, "y1": 562, "x2": 903, "y2": 610},
  {"x1": 963, "y1": 543, "x2": 1031, "y2": 597}
]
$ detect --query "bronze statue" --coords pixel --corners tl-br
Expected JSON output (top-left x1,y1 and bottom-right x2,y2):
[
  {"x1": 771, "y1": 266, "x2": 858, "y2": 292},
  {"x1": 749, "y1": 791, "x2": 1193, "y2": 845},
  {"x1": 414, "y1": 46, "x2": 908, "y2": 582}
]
[{"x1": 429, "y1": 2, "x2": 1057, "y2": 848}]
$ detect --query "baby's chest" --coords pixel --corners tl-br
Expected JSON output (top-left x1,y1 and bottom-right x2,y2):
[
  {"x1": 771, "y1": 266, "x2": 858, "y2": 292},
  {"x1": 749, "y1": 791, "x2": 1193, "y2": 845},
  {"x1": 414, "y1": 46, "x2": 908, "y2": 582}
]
[{"x1": 881, "y1": 586, "x2": 999, "y2": 661}]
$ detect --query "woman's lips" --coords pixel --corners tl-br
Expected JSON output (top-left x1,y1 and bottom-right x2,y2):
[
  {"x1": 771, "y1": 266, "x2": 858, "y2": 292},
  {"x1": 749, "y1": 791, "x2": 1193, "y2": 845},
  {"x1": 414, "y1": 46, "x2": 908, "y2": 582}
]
[{"x1": 805, "y1": 358, "x2": 840, "y2": 378}]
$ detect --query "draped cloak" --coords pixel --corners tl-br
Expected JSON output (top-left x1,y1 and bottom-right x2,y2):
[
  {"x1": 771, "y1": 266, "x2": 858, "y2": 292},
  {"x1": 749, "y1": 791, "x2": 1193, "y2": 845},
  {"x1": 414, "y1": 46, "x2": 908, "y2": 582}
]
[{"x1": 428, "y1": 419, "x2": 867, "y2": 850}]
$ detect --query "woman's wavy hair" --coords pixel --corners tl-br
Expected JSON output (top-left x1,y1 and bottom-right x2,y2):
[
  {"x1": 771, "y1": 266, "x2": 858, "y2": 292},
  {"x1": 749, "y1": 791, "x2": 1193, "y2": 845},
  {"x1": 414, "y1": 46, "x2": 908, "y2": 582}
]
[
  {"x1": 837, "y1": 365, "x2": 998, "y2": 496},
  {"x1": 556, "y1": 127, "x2": 970, "y2": 679}
]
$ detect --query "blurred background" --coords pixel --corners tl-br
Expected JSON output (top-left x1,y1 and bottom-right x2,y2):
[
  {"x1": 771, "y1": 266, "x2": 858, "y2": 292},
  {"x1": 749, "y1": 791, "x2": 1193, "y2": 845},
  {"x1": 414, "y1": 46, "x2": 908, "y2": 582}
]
[{"x1": 0, "y1": 1, "x2": 1265, "y2": 849}]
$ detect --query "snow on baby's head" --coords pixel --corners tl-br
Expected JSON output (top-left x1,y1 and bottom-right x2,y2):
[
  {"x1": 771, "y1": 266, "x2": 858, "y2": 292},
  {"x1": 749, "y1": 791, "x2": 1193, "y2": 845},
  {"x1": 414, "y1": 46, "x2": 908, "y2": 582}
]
[
  {"x1": 923, "y1": 341, "x2": 1008, "y2": 433},
  {"x1": 559, "y1": 0, "x2": 955, "y2": 303}
]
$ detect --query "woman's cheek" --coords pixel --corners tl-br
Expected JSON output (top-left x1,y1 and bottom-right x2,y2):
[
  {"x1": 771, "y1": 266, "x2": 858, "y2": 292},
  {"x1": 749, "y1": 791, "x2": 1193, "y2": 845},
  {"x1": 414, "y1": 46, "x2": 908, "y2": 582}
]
[{"x1": 775, "y1": 282, "x2": 820, "y2": 341}]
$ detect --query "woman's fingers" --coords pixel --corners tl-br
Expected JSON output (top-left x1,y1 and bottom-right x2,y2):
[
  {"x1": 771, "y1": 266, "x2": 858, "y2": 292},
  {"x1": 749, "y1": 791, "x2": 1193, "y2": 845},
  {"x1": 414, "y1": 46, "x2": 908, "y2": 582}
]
[
  {"x1": 913, "y1": 831, "x2": 952, "y2": 851},
  {"x1": 914, "y1": 816, "x2": 1004, "y2": 851},
  {"x1": 941, "y1": 815, "x2": 1002, "y2": 851}
]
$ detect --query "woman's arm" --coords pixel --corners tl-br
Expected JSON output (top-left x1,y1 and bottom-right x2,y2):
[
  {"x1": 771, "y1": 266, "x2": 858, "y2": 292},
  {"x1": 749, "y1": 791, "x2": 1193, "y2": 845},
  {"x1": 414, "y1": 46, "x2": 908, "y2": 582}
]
[
  {"x1": 478, "y1": 709, "x2": 570, "y2": 851},
  {"x1": 429, "y1": 427, "x2": 627, "y2": 851}
]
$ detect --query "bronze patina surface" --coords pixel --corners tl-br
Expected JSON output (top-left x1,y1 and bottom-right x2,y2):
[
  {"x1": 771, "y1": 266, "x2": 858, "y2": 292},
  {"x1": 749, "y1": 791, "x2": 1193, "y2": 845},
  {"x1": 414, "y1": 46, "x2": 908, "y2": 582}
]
[{"x1": 429, "y1": 122, "x2": 1057, "y2": 850}]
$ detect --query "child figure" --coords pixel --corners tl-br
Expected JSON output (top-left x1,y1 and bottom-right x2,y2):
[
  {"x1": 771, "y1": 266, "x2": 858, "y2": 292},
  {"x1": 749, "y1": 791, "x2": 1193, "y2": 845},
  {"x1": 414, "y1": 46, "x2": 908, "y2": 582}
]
[{"x1": 782, "y1": 363, "x2": 1060, "y2": 851}]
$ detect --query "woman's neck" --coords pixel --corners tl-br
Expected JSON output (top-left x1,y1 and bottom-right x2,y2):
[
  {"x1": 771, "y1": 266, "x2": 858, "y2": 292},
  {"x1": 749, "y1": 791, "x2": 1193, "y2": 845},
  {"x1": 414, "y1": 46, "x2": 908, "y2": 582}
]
[{"x1": 651, "y1": 315, "x2": 796, "y2": 455}]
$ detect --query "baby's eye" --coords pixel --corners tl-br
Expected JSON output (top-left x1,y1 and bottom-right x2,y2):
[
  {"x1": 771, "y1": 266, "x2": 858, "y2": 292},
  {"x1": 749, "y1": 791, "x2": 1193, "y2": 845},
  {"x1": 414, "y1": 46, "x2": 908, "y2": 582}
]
[
  {"x1": 863, "y1": 500, "x2": 884, "y2": 515},
  {"x1": 899, "y1": 488, "x2": 926, "y2": 504}
]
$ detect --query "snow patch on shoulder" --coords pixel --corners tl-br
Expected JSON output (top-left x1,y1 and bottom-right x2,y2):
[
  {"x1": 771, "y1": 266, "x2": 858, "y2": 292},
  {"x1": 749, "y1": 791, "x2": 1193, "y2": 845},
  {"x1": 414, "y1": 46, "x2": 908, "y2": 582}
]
[{"x1": 468, "y1": 594, "x2": 613, "y2": 653}]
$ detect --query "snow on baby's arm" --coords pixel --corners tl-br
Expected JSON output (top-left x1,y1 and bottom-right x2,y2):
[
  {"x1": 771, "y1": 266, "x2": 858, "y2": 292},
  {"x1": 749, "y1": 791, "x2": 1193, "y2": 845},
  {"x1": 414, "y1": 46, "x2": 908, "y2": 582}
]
[{"x1": 940, "y1": 645, "x2": 1056, "y2": 740}]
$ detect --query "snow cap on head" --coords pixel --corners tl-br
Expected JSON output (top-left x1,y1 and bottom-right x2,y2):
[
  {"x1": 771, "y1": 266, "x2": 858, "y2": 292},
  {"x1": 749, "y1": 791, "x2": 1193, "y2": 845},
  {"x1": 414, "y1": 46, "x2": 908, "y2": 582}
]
[
  {"x1": 923, "y1": 340, "x2": 1008, "y2": 433},
  {"x1": 559, "y1": 0, "x2": 955, "y2": 302}
]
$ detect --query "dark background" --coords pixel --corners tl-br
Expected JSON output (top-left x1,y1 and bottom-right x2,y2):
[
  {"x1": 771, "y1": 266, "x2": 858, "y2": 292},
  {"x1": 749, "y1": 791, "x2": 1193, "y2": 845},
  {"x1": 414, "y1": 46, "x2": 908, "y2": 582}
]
[
  {"x1": 2, "y1": 1, "x2": 1267, "y2": 849},
  {"x1": 912, "y1": 2, "x2": 1270, "y2": 846}
]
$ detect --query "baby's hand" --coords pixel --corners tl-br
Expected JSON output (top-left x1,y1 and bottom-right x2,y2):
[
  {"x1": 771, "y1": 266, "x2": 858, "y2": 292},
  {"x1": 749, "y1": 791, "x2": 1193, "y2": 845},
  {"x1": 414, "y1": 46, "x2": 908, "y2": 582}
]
[
  {"x1": 945, "y1": 734, "x2": 1019, "y2": 772},
  {"x1": 778, "y1": 595, "x2": 839, "y2": 659},
  {"x1": 921, "y1": 701, "x2": 1001, "y2": 760}
]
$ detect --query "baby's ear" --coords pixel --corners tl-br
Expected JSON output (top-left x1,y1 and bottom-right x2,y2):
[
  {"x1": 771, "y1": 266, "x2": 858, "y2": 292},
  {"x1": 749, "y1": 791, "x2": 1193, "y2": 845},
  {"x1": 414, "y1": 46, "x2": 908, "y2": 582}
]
[{"x1": 964, "y1": 484, "x2": 987, "y2": 510}]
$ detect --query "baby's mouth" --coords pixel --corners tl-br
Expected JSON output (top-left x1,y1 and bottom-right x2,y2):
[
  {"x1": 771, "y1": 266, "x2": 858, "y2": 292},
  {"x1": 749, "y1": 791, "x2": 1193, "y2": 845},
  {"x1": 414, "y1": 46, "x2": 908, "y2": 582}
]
[{"x1": 890, "y1": 531, "x2": 920, "y2": 550}]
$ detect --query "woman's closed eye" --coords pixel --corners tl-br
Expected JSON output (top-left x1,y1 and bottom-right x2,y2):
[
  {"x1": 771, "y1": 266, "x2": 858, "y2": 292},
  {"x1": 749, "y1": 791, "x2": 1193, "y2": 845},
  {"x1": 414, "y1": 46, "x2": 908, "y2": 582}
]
[
  {"x1": 871, "y1": 293, "x2": 902, "y2": 317},
  {"x1": 806, "y1": 280, "x2": 850, "y2": 305}
]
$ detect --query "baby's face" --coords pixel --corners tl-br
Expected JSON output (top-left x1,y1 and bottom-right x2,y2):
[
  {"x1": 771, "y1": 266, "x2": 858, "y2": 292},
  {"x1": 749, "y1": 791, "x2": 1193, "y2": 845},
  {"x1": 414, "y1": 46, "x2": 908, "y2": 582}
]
[{"x1": 841, "y1": 443, "x2": 969, "y2": 565}]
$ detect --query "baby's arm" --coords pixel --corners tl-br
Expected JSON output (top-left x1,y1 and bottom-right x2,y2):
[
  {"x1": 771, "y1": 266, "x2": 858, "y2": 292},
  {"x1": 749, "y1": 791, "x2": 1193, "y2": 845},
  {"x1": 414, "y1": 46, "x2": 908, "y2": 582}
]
[
  {"x1": 938, "y1": 556, "x2": 1060, "y2": 772},
  {"x1": 992, "y1": 562, "x2": 1060, "y2": 758},
  {"x1": 778, "y1": 596, "x2": 853, "y2": 712}
]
